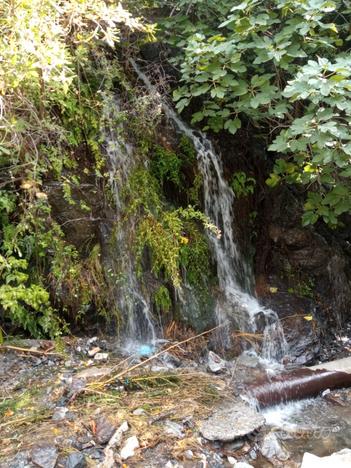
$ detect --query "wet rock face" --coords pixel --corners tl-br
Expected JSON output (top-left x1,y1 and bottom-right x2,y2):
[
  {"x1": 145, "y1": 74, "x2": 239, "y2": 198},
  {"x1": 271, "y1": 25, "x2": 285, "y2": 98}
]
[
  {"x1": 200, "y1": 400, "x2": 265, "y2": 442},
  {"x1": 45, "y1": 179, "x2": 103, "y2": 253},
  {"x1": 261, "y1": 291, "x2": 320, "y2": 365},
  {"x1": 263, "y1": 187, "x2": 351, "y2": 324}
]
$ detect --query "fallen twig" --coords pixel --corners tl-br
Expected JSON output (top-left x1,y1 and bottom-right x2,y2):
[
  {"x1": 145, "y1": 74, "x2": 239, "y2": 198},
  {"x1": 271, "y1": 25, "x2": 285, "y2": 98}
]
[
  {"x1": 89, "y1": 323, "x2": 228, "y2": 389},
  {"x1": 0, "y1": 345, "x2": 64, "y2": 358},
  {"x1": 148, "y1": 409, "x2": 175, "y2": 424}
]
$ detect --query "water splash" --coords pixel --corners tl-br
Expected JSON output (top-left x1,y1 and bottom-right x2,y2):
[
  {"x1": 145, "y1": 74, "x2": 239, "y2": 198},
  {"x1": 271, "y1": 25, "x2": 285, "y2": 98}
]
[
  {"x1": 130, "y1": 59, "x2": 288, "y2": 361},
  {"x1": 102, "y1": 93, "x2": 157, "y2": 350}
]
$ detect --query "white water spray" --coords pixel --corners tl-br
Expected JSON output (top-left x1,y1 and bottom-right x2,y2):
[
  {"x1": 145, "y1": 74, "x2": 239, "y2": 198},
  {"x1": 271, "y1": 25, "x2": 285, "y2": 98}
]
[
  {"x1": 130, "y1": 60, "x2": 288, "y2": 361},
  {"x1": 102, "y1": 93, "x2": 157, "y2": 352}
]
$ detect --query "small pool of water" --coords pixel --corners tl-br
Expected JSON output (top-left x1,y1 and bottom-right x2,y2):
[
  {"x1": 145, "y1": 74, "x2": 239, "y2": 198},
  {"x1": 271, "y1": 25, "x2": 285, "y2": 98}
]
[{"x1": 262, "y1": 394, "x2": 351, "y2": 460}]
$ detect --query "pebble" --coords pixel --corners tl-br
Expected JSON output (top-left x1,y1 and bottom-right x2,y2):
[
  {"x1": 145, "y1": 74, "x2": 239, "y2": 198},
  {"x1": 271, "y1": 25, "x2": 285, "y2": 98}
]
[
  {"x1": 82, "y1": 448, "x2": 104, "y2": 461},
  {"x1": 94, "y1": 353, "x2": 109, "y2": 362},
  {"x1": 75, "y1": 367, "x2": 112, "y2": 380},
  {"x1": 133, "y1": 408, "x2": 146, "y2": 416},
  {"x1": 81, "y1": 441, "x2": 95, "y2": 450},
  {"x1": 207, "y1": 351, "x2": 226, "y2": 373},
  {"x1": 163, "y1": 420, "x2": 184, "y2": 438},
  {"x1": 227, "y1": 456, "x2": 237, "y2": 465},
  {"x1": 151, "y1": 365, "x2": 170, "y2": 372},
  {"x1": 120, "y1": 436, "x2": 139, "y2": 460},
  {"x1": 260, "y1": 432, "x2": 290, "y2": 462},
  {"x1": 184, "y1": 450, "x2": 194, "y2": 460},
  {"x1": 88, "y1": 347, "x2": 101, "y2": 357},
  {"x1": 224, "y1": 439, "x2": 245, "y2": 451},
  {"x1": 249, "y1": 449, "x2": 257, "y2": 460},
  {"x1": 106, "y1": 421, "x2": 128, "y2": 448},
  {"x1": 52, "y1": 407, "x2": 69, "y2": 421},
  {"x1": 65, "y1": 452, "x2": 87, "y2": 468},
  {"x1": 165, "y1": 462, "x2": 184, "y2": 468},
  {"x1": 236, "y1": 352, "x2": 259, "y2": 368},
  {"x1": 95, "y1": 415, "x2": 117, "y2": 445}
]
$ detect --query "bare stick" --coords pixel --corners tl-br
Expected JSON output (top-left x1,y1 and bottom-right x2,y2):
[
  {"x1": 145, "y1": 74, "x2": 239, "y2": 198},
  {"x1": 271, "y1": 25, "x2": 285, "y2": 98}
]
[
  {"x1": 0, "y1": 345, "x2": 64, "y2": 358},
  {"x1": 90, "y1": 323, "x2": 227, "y2": 388}
]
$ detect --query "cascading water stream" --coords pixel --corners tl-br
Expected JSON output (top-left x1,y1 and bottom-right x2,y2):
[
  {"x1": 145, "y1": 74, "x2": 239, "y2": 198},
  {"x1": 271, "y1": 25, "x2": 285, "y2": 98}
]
[
  {"x1": 102, "y1": 93, "x2": 157, "y2": 353},
  {"x1": 130, "y1": 59, "x2": 288, "y2": 361}
]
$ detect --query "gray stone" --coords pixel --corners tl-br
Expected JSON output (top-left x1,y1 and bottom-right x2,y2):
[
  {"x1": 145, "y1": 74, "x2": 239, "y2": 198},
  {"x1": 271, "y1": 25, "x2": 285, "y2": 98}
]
[
  {"x1": 0, "y1": 451, "x2": 32, "y2": 468},
  {"x1": 87, "y1": 337, "x2": 98, "y2": 345},
  {"x1": 207, "y1": 351, "x2": 226, "y2": 373},
  {"x1": 163, "y1": 420, "x2": 184, "y2": 438},
  {"x1": 151, "y1": 365, "x2": 170, "y2": 373},
  {"x1": 95, "y1": 415, "x2": 116, "y2": 444},
  {"x1": 120, "y1": 436, "x2": 139, "y2": 460},
  {"x1": 161, "y1": 352, "x2": 181, "y2": 368},
  {"x1": 249, "y1": 449, "x2": 257, "y2": 460},
  {"x1": 234, "y1": 463, "x2": 254, "y2": 468},
  {"x1": 260, "y1": 432, "x2": 290, "y2": 462},
  {"x1": 94, "y1": 353, "x2": 109, "y2": 362},
  {"x1": 165, "y1": 462, "x2": 184, "y2": 468},
  {"x1": 184, "y1": 450, "x2": 194, "y2": 460},
  {"x1": 105, "y1": 421, "x2": 129, "y2": 449},
  {"x1": 237, "y1": 352, "x2": 260, "y2": 369},
  {"x1": 75, "y1": 367, "x2": 112, "y2": 380},
  {"x1": 301, "y1": 448, "x2": 351, "y2": 467},
  {"x1": 224, "y1": 439, "x2": 245, "y2": 451},
  {"x1": 133, "y1": 408, "x2": 146, "y2": 416},
  {"x1": 101, "y1": 421, "x2": 129, "y2": 468},
  {"x1": 200, "y1": 401, "x2": 265, "y2": 442},
  {"x1": 88, "y1": 347, "x2": 101, "y2": 357},
  {"x1": 65, "y1": 452, "x2": 87, "y2": 468},
  {"x1": 52, "y1": 406, "x2": 69, "y2": 421},
  {"x1": 81, "y1": 448, "x2": 104, "y2": 461},
  {"x1": 31, "y1": 445, "x2": 58, "y2": 468}
]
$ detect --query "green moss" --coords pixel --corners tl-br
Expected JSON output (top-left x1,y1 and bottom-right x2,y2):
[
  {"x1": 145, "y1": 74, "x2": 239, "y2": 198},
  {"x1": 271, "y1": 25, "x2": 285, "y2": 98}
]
[
  {"x1": 125, "y1": 168, "x2": 162, "y2": 216},
  {"x1": 154, "y1": 285, "x2": 172, "y2": 313},
  {"x1": 180, "y1": 225, "x2": 211, "y2": 289},
  {"x1": 151, "y1": 145, "x2": 182, "y2": 187},
  {"x1": 288, "y1": 278, "x2": 315, "y2": 299},
  {"x1": 178, "y1": 135, "x2": 197, "y2": 162}
]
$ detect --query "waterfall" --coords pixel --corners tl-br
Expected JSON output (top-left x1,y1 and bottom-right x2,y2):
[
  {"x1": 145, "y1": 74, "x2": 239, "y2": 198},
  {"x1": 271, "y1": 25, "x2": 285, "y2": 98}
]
[
  {"x1": 129, "y1": 60, "x2": 288, "y2": 361},
  {"x1": 102, "y1": 93, "x2": 157, "y2": 353}
]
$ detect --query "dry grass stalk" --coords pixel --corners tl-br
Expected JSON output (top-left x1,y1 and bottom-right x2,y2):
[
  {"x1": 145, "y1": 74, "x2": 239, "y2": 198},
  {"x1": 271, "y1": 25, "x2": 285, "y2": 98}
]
[{"x1": 88, "y1": 323, "x2": 227, "y2": 390}]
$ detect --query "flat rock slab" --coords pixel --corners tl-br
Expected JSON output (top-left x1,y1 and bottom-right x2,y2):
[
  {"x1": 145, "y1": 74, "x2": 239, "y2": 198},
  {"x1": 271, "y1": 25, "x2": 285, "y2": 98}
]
[
  {"x1": 75, "y1": 367, "x2": 112, "y2": 380},
  {"x1": 31, "y1": 445, "x2": 57, "y2": 468},
  {"x1": 310, "y1": 357, "x2": 351, "y2": 374},
  {"x1": 200, "y1": 400, "x2": 265, "y2": 442}
]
